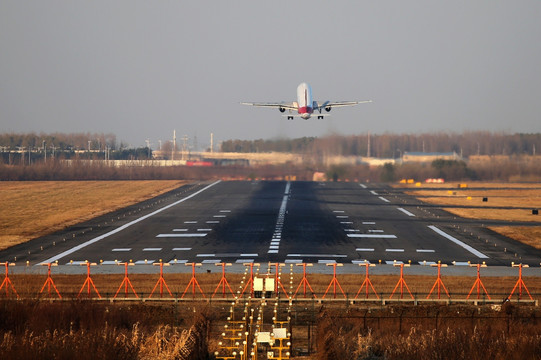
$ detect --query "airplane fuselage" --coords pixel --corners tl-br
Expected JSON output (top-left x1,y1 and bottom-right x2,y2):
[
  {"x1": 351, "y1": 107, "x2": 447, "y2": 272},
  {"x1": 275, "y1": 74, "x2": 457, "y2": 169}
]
[{"x1": 296, "y1": 82, "x2": 313, "y2": 119}]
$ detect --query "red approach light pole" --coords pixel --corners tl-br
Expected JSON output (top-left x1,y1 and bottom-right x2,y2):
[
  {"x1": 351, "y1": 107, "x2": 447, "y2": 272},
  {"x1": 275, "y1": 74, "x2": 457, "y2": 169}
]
[
  {"x1": 39, "y1": 262, "x2": 62, "y2": 299},
  {"x1": 212, "y1": 262, "x2": 235, "y2": 298},
  {"x1": 0, "y1": 262, "x2": 18, "y2": 298},
  {"x1": 293, "y1": 263, "x2": 316, "y2": 298},
  {"x1": 322, "y1": 263, "x2": 346, "y2": 299},
  {"x1": 77, "y1": 261, "x2": 101, "y2": 299},
  {"x1": 273, "y1": 263, "x2": 289, "y2": 298},
  {"x1": 507, "y1": 263, "x2": 533, "y2": 301},
  {"x1": 466, "y1": 263, "x2": 491, "y2": 300},
  {"x1": 181, "y1": 263, "x2": 206, "y2": 299},
  {"x1": 354, "y1": 262, "x2": 379, "y2": 300},
  {"x1": 389, "y1": 262, "x2": 414, "y2": 300},
  {"x1": 149, "y1": 261, "x2": 173, "y2": 298},
  {"x1": 426, "y1": 262, "x2": 450, "y2": 299},
  {"x1": 113, "y1": 262, "x2": 138, "y2": 299}
]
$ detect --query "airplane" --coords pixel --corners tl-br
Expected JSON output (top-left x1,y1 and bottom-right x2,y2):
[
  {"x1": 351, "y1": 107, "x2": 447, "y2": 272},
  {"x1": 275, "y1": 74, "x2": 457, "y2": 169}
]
[{"x1": 241, "y1": 82, "x2": 371, "y2": 120}]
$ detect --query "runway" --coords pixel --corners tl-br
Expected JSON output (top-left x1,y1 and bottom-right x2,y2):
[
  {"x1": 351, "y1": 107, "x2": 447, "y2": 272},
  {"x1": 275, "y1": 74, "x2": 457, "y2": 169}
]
[{"x1": 3, "y1": 181, "x2": 541, "y2": 270}]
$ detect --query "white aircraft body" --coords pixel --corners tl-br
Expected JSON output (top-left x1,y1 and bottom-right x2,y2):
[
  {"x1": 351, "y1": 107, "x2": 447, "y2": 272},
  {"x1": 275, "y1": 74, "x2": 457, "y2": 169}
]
[{"x1": 242, "y1": 82, "x2": 371, "y2": 120}]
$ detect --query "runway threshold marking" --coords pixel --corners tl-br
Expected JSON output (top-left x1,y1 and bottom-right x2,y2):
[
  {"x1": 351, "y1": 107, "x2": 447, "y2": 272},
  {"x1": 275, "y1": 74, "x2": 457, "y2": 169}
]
[
  {"x1": 428, "y1": 225, "x2": 489, "y2": 259},
  {"x1": 38, "y1": 180, "x2": 222, "y2": 264}
]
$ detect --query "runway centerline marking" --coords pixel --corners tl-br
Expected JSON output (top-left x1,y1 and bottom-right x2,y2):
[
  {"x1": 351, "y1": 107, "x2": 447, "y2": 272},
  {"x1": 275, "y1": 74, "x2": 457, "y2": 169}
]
[
  {"x1": 112, "y1": 248, "x2": 131, "y2": 252},
  {"x1": 38, "y1": 180, "x2": 221, "y2": 264},
  {"x1": 428, "y1": 225, "x2": 489, "y2": 259},
  {"x1": 378, "y1": 196, "x2": 390, "y2": 203},
  {"x1": 268, "y1": 181, "x2": 290, "y2": 253}
]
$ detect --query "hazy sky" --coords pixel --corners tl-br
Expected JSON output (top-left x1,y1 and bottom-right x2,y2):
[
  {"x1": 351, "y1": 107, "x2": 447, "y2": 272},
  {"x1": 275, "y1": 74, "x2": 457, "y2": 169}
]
[{"x1": 1, "y1": 1, "x2": 540, "y2": 149}]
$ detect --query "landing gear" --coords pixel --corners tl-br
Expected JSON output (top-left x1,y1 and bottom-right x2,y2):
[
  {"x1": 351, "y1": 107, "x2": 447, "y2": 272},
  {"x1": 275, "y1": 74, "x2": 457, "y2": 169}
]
[
  {"x1": 317, "y1": 115, "x2": 324, "y2": 119},
  {"x1": 287, "y1": 116, "x2": 294, "y2": 120}
]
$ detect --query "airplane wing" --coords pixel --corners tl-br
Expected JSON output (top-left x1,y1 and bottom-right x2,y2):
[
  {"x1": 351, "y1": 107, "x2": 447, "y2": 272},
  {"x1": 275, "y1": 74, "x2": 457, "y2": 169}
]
[
  {"x1": 240, "y1": 102, "x2": 298, "y2": 111},
  {"x1": 314, "y1": 100, "x2": 372, "y2": 111}
]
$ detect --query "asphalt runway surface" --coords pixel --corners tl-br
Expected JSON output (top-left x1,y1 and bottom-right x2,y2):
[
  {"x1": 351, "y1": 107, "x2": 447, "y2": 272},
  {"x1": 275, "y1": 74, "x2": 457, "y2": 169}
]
[{"x1": 3, "y1": 181, "x2": 541, "y2": 274}]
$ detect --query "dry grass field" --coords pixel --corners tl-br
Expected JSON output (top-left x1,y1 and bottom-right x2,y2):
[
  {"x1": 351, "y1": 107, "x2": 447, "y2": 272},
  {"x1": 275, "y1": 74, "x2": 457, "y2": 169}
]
[
  {"x1": 401, "y1": 182, "x2": 541, "y2": 250},
  {"x1": 0, "y1": 181, "x2": 187, "y2": 251}
]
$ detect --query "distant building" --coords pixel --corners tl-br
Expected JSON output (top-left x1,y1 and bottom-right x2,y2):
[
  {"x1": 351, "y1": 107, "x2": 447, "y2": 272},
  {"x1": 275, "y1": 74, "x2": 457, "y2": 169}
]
[{"x1": 402, "y1": 152, "x2": 461, "y2": 163}]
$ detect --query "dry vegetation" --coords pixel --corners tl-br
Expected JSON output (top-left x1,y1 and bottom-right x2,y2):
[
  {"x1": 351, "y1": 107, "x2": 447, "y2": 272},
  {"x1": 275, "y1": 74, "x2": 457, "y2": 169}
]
[
  {"x1": 0, "y1": 181, "x2": 186, "y2": 250},
  {"x1": 402, "y1": 182, "x2": 541, "y2": 250}
]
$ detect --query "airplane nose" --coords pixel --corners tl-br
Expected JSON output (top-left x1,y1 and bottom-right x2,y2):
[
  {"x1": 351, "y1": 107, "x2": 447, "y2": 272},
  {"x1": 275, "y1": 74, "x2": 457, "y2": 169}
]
[{"x1": 301, "y1": 113, "x2": 310, "y2": 119}]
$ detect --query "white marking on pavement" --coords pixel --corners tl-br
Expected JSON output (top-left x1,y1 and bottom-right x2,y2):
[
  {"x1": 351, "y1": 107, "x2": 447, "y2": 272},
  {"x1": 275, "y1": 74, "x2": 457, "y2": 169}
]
[
  {"x1": 385, "y1": 249, "x2": 404, "y2": 252},
  {"x1": 173, "y1": 229, "x2": 188, "y2": 231},
  {"x1": 202, "y1": 259, "x2": 221, "y2": 264},
  {"x1": 356, "y1": 248, "x2": 375, "y2": 252},
  {"x1": 172, "y1": 248, "x2": 191, "y2": 251},
  {"x1": 318, "y1": 260, "x2": 336, "y2": 264},
  {"x1": 378, "y1": 196, "x2": 390, "y2": 203},
  {"x1": 416, "y1": 249, "x2": 435, "y2": 253},
  {"x1": 397, "y1": 207, "x2": 416, "y2": 216},
  {"x1": 236, "y1": 259, "x2": 254, "y2": 263},
  {"x1": 287, "y1": 254, "x2": 347, "y2": 258},
  {"x1": 428, "y1": 225, "x2": 489, "y2": 258},
  {"x1": 112, "y1": 248, "x2": 131, "y2": 252},
  {"x1": 39, "y1": 181, "x2": 221, "y2": 264},
  {"x1": 359, "y1": 184, "x2": 367, "y2": 189},
  {"x1": 135, "y1": 260, "x2": 154, "y2": 265},
  {"x1": 184, "y1": 221, "x2": 198, "y2": 224},
  {"x1": 143, "y1": 248, "x2": 162, "y2": 251},
  {"x1": 348, "y1": 234, "x2": 397, "y2": 238},
  {"x1": 362, "y1": 222, "x2": 376, "y2": 225},
  {"x1": 156, "y1": 233, "x2": 207, "y2": 237},
  {"x1": 370, "y1": 190, "x2": 378, "y2": 195}
]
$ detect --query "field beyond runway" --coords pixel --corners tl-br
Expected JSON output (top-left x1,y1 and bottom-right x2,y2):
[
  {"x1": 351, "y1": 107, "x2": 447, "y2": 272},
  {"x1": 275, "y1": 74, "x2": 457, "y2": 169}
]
[
  {"x1": 2, "y1": 180, "x2": 540, "y2": 273},
  {"x1": 0, "y1": 180, "x2": 187, "y2": 250}
]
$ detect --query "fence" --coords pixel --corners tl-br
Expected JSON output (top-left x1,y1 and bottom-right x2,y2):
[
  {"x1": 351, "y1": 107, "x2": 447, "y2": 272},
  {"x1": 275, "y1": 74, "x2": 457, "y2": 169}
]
[{"x1": 0, "y1": 261, "x2": 539, "y2": 305}]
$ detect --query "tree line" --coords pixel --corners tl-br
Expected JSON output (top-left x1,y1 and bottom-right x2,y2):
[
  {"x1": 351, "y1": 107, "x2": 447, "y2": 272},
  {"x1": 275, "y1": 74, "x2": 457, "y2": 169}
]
[{"x1": 221, "y1": 131, "x2": 541, "y2": 158}]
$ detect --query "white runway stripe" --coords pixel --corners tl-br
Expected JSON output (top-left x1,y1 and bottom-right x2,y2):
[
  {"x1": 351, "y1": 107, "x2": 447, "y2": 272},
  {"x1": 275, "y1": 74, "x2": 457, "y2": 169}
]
[
  {"x1": 347, "y1": 234, "x2": 397, "y2": 238},
  {"x1": 397, "y1": 207, "x2": 415, "y2": 217},
  {"x1": 39, "y1": 180, "x2": 221, "y2": 264},
  {"x1": 112, "y1": 248, "x2": 131, "y2": 252},
  {"x1": 156, "y1": 233, "x2": 207, "y2": 237},
  {"x1": 428, "y1": 225, "x2": 489, "y2": 258}
]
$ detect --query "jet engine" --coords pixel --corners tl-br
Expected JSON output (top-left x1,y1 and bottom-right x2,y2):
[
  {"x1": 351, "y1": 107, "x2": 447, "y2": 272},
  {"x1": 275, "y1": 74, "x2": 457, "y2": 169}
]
[
  {"x1": 279, "y1": 107, "x2": 286, "y2": 113},
  {"x1": 325, "y1": 106, "x2": 332, "y2": 112}
]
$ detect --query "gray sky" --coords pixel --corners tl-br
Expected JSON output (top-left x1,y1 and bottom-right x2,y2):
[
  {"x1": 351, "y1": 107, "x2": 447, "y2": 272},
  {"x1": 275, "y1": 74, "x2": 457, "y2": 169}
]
[{"x1": 1, "y1": 1, "x2": 540, "y2": 149}]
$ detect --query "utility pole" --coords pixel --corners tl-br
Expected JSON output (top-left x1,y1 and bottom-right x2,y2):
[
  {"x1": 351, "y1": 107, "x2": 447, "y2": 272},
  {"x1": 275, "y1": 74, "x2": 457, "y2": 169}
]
[
  {"x1": 210, "y1": 132, "x2": 214, "y2": 153},
  {"x1": 367, "y1": 131, "x2": 371, "y2": 157},
  {"x1": 172, "y1": 130, "x2": 176, "y2": 160}
]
